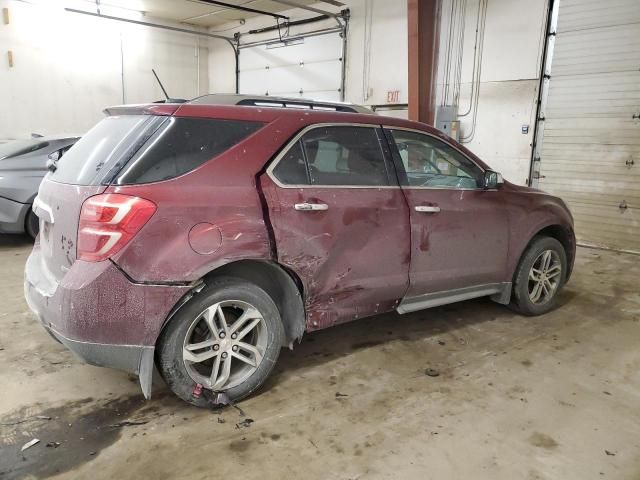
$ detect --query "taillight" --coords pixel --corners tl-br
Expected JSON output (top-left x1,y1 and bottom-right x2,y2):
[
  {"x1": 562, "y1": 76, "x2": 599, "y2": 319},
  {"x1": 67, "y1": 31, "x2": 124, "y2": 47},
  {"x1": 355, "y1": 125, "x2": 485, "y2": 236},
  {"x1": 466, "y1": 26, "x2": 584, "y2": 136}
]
[{"x1": 78, "y1": 193, "x2": 156, "y2": 262}]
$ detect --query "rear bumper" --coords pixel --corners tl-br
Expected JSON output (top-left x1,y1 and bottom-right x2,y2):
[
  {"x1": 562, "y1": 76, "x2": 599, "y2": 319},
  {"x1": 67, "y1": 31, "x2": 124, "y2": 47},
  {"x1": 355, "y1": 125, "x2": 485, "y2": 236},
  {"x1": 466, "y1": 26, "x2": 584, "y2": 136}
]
[
  {"x1": 24, "y1": 244, "x2": 191, "y2": 397},
  {"x1": 0, "y1": 195, "x2": 29, "y2": 233}
]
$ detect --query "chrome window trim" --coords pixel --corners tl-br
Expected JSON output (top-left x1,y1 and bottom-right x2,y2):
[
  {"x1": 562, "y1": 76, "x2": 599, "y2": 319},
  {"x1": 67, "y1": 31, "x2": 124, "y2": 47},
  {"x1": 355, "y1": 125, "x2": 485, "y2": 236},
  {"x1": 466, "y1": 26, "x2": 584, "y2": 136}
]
[
  {"x1": 266, "y1": 123, "x2": 397, "y2": 189},
  {"x1": 383, "y1": 125, "x2": 488, "y2": 191},
  {"x1": 266, "y1": 123, "x2": 499, "y2": 192}
]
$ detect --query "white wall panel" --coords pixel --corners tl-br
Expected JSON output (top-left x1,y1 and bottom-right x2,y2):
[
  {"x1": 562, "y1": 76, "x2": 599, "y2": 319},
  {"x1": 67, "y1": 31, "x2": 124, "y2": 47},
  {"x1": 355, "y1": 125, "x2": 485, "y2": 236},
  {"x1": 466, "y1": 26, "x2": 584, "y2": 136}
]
[
  {"x1": 435, "y1": 0, "x2": 547, "y2": 186},
  {"x1": 0, "y1": 0, "x2": 209, "y2": 139}
]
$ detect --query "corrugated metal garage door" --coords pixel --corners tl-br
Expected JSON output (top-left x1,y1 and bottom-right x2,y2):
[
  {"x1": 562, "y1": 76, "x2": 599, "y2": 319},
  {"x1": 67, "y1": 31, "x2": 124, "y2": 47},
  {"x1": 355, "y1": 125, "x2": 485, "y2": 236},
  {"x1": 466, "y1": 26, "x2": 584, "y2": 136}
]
[
  {"x1": 238, "y1": 33, "x2": 343, "y2": 102},
  {"x1": 537, "y1": 0, "x2": 640, "y2": 252}
]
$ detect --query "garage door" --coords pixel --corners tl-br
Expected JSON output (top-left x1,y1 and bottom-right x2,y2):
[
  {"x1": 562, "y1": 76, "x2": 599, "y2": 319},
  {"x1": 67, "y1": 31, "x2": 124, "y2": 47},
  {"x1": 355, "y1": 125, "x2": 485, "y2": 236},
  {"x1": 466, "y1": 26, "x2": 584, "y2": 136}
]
[
  {"x1": 238, "y1": 32, "x2": 343, "y2": 102},
  {"x1": 537, "y1": 0, "x2": 640, "y2": 252}
]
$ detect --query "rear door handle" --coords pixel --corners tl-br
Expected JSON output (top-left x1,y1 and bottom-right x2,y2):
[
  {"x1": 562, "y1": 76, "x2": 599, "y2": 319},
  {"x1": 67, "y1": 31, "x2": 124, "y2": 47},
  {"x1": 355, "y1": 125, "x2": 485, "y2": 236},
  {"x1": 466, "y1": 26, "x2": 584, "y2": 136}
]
[
  {"x1": 415, "y1": 205, "x2": 441, "y2": 213},
  {"x1": 294, "y1": 202, "x2": 329, "y2": 211}
]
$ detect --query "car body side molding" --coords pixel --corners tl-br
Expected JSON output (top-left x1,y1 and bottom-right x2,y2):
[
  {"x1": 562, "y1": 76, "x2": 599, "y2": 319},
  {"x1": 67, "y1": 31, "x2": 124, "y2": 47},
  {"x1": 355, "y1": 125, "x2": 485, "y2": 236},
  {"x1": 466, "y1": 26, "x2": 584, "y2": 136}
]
[{"x1": 396, "y1": 282, "x2": 512, "y2": 314}]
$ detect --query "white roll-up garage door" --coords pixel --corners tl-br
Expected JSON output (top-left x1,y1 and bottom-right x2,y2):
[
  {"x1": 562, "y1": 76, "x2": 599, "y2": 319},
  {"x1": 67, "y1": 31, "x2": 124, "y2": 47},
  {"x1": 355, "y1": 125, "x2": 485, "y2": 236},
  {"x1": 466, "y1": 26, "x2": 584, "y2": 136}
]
[
  {"x1": 537, "y1": 0, "x2": 640, "y2": 252},
  {"x1": 238, "y1": 32, "x2": 344, "y2": 102}
]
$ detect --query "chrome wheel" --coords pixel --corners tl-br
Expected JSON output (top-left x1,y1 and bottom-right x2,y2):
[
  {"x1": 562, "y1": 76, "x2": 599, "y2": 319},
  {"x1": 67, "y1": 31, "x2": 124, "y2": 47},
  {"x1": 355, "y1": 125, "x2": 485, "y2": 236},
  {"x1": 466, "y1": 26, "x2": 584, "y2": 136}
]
[
  {"x1": 528, "y1": 249, "x2": 562, "y2": 304},
  {"x1": 183, "y1": 300, "x2": 267, "y2": 391}
]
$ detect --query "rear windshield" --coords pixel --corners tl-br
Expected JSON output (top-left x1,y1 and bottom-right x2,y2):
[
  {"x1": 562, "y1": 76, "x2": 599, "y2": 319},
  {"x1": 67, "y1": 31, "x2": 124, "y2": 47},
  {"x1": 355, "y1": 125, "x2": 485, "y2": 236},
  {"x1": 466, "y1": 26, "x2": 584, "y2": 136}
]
[
  {"x1": 48, "y1": 115, "x2": 163, "y2": 185},
  {"x1": 0, "y1": 139, "x2": 49, "y2": 160},
  {"x1": 48, "y1": 115, "x2": 263, "y2": 185}
]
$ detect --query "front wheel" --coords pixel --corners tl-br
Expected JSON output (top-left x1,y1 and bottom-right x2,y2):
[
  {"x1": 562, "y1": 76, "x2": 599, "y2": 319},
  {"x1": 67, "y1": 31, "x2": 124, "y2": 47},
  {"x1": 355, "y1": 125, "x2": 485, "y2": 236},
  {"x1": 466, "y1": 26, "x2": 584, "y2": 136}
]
[
  {"x1": 510, "y1": 236, "x2": 567, "y2": 316},
  {"x1": 157, "y1": 277, "x2": 284, "y2": 408}
]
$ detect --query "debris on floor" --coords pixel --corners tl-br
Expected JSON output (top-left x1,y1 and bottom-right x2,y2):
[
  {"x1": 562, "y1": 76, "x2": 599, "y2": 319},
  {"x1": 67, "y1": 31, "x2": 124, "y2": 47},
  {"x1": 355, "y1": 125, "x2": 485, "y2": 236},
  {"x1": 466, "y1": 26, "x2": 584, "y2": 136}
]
[
  {"x1": 21, "y1": 439, "x2": 40, "y2": 452},
  {"x1": 0, "y1": 415, "x2": 51, "y2": 426},
  {"x1": 235, "y1": 418, "x2": 254, "y2": 429},
  {"x1": 425, "y1": 368, "x2": 440, "y2": 377},
  {"x1": 108, "y1": 420, "x2": 149, "y2": 428}
]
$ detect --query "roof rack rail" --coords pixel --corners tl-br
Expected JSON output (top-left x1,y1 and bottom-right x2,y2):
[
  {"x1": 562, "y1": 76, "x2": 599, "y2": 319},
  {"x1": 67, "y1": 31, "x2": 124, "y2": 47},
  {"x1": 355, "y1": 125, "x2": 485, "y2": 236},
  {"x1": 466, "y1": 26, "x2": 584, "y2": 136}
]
[{"x1": 189, "y1": 94, "x2": 372, "y2": 114}]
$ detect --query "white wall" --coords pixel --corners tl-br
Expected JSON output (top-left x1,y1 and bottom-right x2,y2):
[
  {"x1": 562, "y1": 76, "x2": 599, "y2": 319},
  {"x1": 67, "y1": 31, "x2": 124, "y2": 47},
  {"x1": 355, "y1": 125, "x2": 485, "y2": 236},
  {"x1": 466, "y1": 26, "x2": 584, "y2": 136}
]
[
  {"x1": 437, "y1": 0, "x2": 548, "y2": 184},
  {"x1": 0, "y1": 0, "x2": 209, "y2": 139},
  {"x1": 207, "y1": 0, "x2": 409, "y2": 108}
]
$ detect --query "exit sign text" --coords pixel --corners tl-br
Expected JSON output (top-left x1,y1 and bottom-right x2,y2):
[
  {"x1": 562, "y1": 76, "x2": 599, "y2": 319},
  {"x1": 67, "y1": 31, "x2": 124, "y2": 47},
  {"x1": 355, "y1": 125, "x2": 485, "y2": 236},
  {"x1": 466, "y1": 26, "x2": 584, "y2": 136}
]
[{"x1": 386, "y1": 90, "x2": 400, "y2": 103}]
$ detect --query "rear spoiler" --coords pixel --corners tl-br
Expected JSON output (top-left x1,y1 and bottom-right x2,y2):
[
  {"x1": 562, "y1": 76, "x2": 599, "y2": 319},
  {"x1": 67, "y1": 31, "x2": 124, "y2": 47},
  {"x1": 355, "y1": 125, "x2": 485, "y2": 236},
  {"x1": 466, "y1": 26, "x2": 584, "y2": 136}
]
[{"x1": 102, "y1": 104, "x2": 180, "y2": 116}]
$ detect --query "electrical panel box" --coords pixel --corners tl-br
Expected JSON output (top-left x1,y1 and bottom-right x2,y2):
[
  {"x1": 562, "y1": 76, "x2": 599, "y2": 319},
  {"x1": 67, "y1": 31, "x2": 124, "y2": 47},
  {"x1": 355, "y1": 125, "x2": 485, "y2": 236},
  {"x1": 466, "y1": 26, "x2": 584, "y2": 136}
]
[{"x1": 436, "y1": 105, "x2": 460, "y2": 141}]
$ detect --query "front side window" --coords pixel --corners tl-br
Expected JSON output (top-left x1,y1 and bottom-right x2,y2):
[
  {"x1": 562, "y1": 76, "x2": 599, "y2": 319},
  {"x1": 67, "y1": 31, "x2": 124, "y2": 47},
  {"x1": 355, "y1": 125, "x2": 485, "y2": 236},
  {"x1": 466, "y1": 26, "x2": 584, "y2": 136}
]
[
  {"x1": 389, "y1": 129, "x2": 482, "y2": 189},
  {"x1": 273, "y1": 126, "x2": 390, "y2": 187}
]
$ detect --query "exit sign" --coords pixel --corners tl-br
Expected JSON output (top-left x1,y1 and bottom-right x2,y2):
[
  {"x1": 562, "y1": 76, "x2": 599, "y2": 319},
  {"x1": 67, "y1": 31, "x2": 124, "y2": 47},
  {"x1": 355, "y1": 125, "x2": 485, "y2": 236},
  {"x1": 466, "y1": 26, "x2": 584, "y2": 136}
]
[{"x1": 387, "y1": 90, "x2": 400, "y2": 103}]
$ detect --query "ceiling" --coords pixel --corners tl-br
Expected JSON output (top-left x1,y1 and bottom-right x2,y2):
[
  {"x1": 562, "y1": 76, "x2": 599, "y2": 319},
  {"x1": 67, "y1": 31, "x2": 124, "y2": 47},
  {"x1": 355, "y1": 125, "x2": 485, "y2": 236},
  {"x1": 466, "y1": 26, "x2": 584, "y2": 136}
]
[{"x1": 74, "y1": 0, "x2": 344, "y2": 27}]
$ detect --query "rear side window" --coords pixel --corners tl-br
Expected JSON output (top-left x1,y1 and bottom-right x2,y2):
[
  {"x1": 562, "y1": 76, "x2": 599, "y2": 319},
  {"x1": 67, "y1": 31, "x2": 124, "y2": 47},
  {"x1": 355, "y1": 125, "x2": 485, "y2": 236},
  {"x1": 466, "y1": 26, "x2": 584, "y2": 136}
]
[{"x1": 116, "y1": 117, "x2": 263, "y2": 185}]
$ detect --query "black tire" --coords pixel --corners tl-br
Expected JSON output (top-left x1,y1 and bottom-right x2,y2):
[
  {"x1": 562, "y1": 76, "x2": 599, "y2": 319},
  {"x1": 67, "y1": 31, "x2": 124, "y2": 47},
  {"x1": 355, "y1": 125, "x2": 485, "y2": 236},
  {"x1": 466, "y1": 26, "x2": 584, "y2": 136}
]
[
  {"x1": 157, "y1": 277, "x2": 284, "y2": 408},
  {"x1": 510, "y1": 236, "x2": 567, "y2": 316},
  {"x1": 25, "y1": 208, "x2": 39, "y2": 239}
]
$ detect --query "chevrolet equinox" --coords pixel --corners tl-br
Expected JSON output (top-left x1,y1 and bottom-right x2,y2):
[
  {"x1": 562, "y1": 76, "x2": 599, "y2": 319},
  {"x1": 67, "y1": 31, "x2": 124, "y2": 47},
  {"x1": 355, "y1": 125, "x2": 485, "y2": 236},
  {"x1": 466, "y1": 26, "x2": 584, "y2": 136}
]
[{"x1": 24, "y1": 95, "x2": 575, "y2": 407}]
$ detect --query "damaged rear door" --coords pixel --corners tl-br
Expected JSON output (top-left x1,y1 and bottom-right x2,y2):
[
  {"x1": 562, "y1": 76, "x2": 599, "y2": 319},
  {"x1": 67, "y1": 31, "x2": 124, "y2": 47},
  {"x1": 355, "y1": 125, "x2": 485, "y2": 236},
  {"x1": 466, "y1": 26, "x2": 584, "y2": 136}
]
[{"x1": 260, "y1": 124, "x2": 410, "y2": 330}]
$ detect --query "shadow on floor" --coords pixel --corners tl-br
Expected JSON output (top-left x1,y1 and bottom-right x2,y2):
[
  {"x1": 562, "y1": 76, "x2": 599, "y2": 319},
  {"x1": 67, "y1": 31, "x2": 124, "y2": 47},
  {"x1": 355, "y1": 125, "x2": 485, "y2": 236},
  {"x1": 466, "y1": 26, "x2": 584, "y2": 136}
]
[{"x1": 0, "y1": 233, "x2": 32, "y2": 248}]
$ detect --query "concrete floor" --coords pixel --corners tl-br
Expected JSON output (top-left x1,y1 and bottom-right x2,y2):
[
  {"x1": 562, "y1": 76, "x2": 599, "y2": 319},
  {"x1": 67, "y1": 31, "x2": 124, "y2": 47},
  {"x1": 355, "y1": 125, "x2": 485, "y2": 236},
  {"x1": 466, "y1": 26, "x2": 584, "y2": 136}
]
[{"x1": 0, "y1": 236, "x2": 639, "y2": 480}]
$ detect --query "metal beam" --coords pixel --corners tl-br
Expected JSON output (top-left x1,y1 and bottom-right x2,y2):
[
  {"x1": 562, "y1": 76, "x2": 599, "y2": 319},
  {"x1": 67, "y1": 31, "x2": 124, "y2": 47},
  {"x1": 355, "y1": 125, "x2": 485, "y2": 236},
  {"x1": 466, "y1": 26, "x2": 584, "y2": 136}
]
[
  {"x1": 268, "y1": 0, "x2": 340, "y2": 19},
  {"x1": 407, "y1": 0, "x2": 441, "y2": 125},
  {"x1": 64, "y1": 8, "x2": 235, "y2": 42},
  {"x1": 316, "y1": 0, "x2": 345, "y2": 6},
  {"x1": 196, "y1": 0, "x2": 289, "y2": 20},
  {"x1": 237, "y1": 26, "x2": 342, "y2": 49}
]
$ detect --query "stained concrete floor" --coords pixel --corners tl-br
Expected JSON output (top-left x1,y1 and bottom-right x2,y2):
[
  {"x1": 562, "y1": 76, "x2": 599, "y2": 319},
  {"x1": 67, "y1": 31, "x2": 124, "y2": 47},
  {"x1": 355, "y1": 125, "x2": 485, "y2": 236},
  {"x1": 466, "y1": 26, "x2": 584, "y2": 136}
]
[{"x1": 0, "y1": 235, "x2": 639, "y2": 480}]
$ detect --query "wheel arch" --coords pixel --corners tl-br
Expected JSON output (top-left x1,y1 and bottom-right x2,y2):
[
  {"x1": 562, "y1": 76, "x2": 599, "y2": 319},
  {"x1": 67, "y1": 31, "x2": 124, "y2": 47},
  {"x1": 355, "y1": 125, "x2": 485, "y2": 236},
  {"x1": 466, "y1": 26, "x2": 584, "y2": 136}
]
[
  {"x1": 159, "y1": 259, "x2": 306, "y2": 348},
  {"x1": 515, "y1": 223, "x2": 576, "y2": 282},
  {"x1": 202, "y1": 259, "x2": 306, "y2": 347}
]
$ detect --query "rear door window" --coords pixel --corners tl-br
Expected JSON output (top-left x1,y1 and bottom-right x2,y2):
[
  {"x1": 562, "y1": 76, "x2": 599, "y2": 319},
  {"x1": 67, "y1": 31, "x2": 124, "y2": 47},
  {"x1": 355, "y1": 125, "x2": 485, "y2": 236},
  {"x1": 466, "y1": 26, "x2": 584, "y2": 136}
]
[
  {"x1": 272, "y1": 141, "x2": 310, "y2": 185},
  {"x1": 115, "y1": 117, "x2": 263, "y2": 185},
  {"x1": 272, "y1": 126, "x2": 390, "y2": 187},
  {"x1": 303, "y1": 126, "x2": 390, "y2": 186}
]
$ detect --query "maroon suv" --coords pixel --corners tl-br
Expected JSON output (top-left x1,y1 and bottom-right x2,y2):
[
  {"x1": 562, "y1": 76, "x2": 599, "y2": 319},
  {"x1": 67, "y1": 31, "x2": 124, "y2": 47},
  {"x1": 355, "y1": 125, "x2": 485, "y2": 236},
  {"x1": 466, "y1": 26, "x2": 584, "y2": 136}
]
[{"x1": 24, "y1": 95, "x2": 575, "y2": 407}]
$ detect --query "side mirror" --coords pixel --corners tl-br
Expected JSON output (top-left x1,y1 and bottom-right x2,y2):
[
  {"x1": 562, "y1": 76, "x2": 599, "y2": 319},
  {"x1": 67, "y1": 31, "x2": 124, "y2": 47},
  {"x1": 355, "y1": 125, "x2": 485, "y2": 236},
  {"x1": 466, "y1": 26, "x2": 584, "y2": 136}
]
[{"x1": 483, "y1": 170, "x2": 504, "y2": 189}]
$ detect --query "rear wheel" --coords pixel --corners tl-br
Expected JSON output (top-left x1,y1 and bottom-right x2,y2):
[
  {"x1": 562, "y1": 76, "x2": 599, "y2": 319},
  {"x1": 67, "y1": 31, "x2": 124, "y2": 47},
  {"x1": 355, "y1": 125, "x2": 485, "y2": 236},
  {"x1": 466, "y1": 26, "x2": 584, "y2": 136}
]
[
  {"x1": 510, "y1": 236, "x2": 567, "y2": 316},
  {"x1": 25, "y1": 208, "x2": 39, "y2": 239},
  {"x1": 157, "y1": 277, "x2": 284, "y2": 408}
]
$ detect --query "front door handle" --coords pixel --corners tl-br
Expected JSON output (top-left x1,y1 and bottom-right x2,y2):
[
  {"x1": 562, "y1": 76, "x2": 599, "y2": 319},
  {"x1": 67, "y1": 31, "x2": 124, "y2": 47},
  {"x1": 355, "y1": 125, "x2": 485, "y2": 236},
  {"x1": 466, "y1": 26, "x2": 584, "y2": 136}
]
[
  {"x1": 295, "y1": 202, "x2": 329, "y2": 211},
  {"x1": 415, "y1": 205, "x2": 441, "y2": 213}
]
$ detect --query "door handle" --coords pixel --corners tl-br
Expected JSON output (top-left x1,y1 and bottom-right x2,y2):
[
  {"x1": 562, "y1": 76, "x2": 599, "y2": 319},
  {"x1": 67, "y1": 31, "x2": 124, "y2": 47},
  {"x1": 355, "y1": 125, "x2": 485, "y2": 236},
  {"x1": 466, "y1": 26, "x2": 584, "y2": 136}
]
[
  {"x1": 415, "y1": 205, "x2": 441, "y2": 213},
  {"x1": 294, "y1": 202, "x2": 329, "y2": 211}
]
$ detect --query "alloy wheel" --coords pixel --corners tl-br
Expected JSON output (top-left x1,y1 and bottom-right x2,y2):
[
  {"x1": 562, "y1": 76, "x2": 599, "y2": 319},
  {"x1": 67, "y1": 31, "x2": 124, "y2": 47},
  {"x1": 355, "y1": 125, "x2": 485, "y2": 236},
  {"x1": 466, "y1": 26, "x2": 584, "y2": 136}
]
[
  {"x1": 528, "y1": 249, "x2": 562, "y2": 304},
  {"x1": 182, "y1": 300, "x2": 267, "y2": 391}
]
